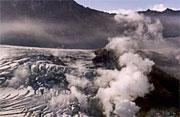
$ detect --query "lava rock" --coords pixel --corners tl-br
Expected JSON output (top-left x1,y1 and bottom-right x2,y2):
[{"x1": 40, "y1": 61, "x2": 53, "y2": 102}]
[
  {"x1": 92, "y1": 48, "x2": 120, "y2": 70},
  {"x1": 135, "y1": 66, "x2": 179, "y2": 111},
  {"x1": 47, "y1": 55, "x2": 67, "y2": 66}
]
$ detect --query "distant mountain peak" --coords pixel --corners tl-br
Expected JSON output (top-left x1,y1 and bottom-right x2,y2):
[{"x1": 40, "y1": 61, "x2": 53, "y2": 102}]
[
  {"x1": 163, "y1": 8, "x2": 177, "y2": 13},
  {"x1": 164, "y1": 8, "x2": 173, "y2": 11},
  {"x1": 145, "y1": 8, "x2": 176, "y2": 13},
  {"x1": 140, "y1": 8, "x2": 180, "y2": 15}
]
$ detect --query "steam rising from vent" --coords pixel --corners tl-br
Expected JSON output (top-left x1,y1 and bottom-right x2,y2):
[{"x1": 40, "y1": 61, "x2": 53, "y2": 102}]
[
  {"x1": 95, "y1": 12, "x2": 160, "y2": 116},
  {"x1": 50, "y1": 75, "x2": 90, "y2": 110},
  {"x1": 114, "y1": 12, "x2": 163, "y2": 42},
  {"x1": 106, "y1": 37, "x2": 138, "y2": 55},
  {"x1": 66, "y1": 74, "x2": 90, "y2": 89},
  {"x1": 8, "y1": 65, "x2": 29, "y2": 88},
  {"x1": 50, "y1": 86, "x2": 88, "y2": 109},
  {"x1": 1, "y1": 9, "x2": 178, "y2": 117},
  {"x1": 95, "y1": 52, "x2": 154, "y2": 116}
]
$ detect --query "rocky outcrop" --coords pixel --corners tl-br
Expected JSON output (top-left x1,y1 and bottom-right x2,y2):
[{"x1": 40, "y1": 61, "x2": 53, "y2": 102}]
[
  {"x1": 93, "y1": 48, "x2": 120, "y2": 70},
  {"x1": 135, "y1": 66, "x2": 179, "y2": 111}
]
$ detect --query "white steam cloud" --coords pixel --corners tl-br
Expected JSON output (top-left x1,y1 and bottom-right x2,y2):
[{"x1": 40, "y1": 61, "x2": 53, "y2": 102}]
[
  {"x1": 50, "y1": 86, "x2": 88, "y2": 109},
  {"x1": 151, "y1": 4, "x2": 167, "y2": 12},
  {"x1": 110, "y1": 11, "x2": 178, "y2": 54},
  {"x1": 114, "y1": 100, "x2": 140, "y2": 117},
  {"x1": 94, "y1": 11, "x2": 159, "y2": 116},
  {"x1": 8, "y1": 65, "x2": 29, "y2": 88},
  {"x1": 108, "y1": 9, "x2": 134, "y2": 14},
  {"x1": 114, "y1": 12, "x2": 163, "y2": 42},
  {"x1": 95, "y1": 52, "x2": 154, "y2": 116},
  {"x1": 66, "y1": 74, "x2": 90, "y2": 89}
]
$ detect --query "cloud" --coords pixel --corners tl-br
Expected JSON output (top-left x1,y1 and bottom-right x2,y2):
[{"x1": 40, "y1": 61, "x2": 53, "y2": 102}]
[
  {"x1": 0, "y1": 19, "x2": 57, "y2": 44},
  {"x1": 151, "y1": 4, "x2": 167, "y2": 12},
  {"x1": 107, "y1": 9, "x2": 134, "y2": 14}
]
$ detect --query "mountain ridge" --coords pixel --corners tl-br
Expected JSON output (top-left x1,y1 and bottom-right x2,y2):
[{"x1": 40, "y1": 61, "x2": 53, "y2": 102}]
[{"x1": 0, "y1": 0, "x2": 179, "y2": 48}]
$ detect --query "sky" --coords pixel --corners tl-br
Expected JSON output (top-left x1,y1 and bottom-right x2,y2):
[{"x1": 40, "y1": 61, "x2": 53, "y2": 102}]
[{"x1": 75, "y1": 0, "x2": 180, "y2": 13}]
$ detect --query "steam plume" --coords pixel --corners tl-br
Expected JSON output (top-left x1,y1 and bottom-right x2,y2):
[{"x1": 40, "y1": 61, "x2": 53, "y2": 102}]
[{"x1": 95, "y1": 11, "x2": 159, "y2": 116}]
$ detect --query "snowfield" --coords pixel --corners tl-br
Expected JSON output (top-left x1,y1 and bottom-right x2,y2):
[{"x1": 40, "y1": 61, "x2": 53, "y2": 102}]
[{"x1": 0, "y1": 45, "x2": 179, "y2": 117}]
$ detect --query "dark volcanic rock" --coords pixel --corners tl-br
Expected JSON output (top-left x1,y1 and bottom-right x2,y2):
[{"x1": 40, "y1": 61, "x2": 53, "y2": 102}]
[
  {"x1": 93, "y1": 48, "x2": 120, "y2": 70},
  {"x1": 135, "y1": 66, "x2": 179, "y2": 111},
  {"x1": 47, "y1": 54, "x2": 67, "y2": 66}
]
